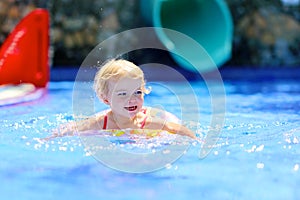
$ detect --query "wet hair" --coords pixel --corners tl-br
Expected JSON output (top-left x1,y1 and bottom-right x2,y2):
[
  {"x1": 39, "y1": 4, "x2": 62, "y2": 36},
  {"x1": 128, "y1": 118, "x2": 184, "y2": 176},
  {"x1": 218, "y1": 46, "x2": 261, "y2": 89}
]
[{"x1": 93, "y1": 59, "x2": 150, "y2": 100}]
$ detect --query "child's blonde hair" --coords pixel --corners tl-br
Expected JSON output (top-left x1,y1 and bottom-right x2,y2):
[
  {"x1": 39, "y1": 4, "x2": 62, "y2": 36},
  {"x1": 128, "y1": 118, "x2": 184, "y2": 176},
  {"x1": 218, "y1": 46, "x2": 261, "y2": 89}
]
[{"x1": 94, "y1": 59, "x2": 150, "y2": 100}]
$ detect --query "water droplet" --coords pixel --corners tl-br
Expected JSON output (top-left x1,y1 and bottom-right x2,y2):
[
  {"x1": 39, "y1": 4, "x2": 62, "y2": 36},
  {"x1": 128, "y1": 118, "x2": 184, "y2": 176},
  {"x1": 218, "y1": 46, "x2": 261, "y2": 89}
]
[
  {"x1": 255, "y1": 144, "x2": 264, "y2": 152},
  {"x1": 165, "y1": 163, "x2": 172, "y2": 169},
  {"x1": 293, "y1": 164, "x2": 299, "y2": 171},
  {"x1": 256, "y1": 163, "x2": 264, "y2": 169},
  {"x1": 163, "y1": 149, "x2": 170, "y2": 154},
  {"x1": 293, "y1": 137, "x2": 299, "y2": 144}
]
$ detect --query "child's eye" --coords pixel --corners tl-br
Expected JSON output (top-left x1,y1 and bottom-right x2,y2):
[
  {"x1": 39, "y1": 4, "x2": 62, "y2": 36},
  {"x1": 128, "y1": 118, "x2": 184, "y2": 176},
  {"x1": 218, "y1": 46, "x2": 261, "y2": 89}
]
[
  {"x1": 117, "y1": 91, "x2": 127, "y2": 96},
  {"x1": 134, "y1": 90, "x2": 143, "y2": 96}
]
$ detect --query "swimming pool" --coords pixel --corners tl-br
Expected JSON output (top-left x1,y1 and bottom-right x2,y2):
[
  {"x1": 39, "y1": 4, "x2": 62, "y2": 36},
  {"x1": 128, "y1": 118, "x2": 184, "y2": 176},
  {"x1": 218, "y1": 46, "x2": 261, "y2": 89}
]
[{"x1": 1, "y1": 68, "x2": 299, "y2": 199}]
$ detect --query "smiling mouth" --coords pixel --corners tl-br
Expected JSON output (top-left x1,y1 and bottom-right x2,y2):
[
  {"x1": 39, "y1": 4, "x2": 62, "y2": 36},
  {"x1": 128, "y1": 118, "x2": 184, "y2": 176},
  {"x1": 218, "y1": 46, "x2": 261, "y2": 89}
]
[{"x1": 124, "y1": 106, "x2": 138, "y2": 111}]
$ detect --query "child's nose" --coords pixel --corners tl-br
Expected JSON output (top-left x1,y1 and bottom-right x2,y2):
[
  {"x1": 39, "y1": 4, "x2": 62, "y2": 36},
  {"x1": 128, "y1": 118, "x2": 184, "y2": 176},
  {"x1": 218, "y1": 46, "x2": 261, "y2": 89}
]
[{"x1": 128, "y1": 95, "x2": 137, "y2": 102}]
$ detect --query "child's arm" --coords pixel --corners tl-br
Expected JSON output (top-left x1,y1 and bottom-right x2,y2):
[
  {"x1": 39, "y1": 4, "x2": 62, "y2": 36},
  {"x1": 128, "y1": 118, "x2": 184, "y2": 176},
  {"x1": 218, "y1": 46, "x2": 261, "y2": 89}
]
[
  {"x1": 44, "y1": 115, "x2": 103, "y2": 140},
  {"x1": 145, "y1": 117, "x2": 197, "y2": 139},
  {"x1": 162, "y1": 121, "x2": 197, "y2": 140}
]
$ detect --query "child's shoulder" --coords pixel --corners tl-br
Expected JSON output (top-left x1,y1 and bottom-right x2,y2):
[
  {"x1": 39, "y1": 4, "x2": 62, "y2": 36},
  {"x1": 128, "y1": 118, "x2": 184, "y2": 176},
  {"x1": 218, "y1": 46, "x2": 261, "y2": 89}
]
[
  {"x1": 95, "y1": 109, "x2": 111, "y2": 125},
  {"x1": 95, "y1": 108, "x2": 111, "y2": 116},
  {"x1": 144, "y1": 107, "x2": 180, "y2": 123}
]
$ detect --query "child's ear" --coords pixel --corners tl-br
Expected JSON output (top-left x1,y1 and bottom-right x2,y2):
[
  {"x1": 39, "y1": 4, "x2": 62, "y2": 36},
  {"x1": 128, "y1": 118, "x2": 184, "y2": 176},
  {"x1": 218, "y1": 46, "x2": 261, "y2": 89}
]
[
  {"x1": 100, "y1": 94, "x2": 110, "y2": 105},
  {"x1": 103, "y1": 99, "x2": 109, "y2": 105}
]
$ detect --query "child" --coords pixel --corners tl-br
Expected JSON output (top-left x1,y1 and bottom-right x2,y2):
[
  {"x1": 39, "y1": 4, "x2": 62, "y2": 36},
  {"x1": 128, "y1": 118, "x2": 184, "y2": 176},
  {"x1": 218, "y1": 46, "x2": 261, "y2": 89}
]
[{"x1": 48, "y1": 59, "x2": 197, "y2": 140}]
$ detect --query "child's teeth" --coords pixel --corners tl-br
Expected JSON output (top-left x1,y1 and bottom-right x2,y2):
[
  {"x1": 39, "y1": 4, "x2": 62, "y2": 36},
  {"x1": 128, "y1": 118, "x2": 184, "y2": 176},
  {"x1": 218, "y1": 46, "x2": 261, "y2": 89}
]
[{"x1": 126, "y1": 106, "x2": 136, "y2": 111}]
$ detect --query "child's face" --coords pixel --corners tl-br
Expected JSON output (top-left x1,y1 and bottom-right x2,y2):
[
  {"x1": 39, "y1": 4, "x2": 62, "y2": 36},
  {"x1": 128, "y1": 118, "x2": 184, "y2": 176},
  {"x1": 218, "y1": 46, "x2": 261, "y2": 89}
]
[{"x1": 106, "y1": 77, "x2": 144, "y2": 118}]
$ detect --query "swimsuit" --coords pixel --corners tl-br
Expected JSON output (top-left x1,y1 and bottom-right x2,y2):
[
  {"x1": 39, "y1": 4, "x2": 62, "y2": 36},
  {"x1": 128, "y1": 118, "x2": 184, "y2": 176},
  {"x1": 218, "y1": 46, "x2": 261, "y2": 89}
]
[{"x1": 102, "y1": 108, "x2": 147, "y2": 129}]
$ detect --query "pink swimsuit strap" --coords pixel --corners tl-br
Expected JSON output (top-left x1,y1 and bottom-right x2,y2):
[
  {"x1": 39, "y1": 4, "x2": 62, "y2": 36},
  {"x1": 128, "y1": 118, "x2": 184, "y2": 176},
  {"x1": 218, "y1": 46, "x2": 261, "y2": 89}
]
[{"x1": 102, "y1": 108, "x2": 147, "y2": 130}]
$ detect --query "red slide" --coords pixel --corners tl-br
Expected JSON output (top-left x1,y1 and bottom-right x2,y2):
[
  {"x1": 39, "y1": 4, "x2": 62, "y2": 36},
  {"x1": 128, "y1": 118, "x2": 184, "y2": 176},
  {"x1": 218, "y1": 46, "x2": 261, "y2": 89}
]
[{"x1": 0, "y1": 9, "x2": 49, "y2": 87}]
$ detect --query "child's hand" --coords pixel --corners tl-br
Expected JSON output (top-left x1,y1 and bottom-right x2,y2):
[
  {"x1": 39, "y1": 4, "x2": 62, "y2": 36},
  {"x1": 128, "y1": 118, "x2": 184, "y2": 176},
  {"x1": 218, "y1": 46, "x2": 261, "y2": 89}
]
[
  {"x1": 42, "y1": 122, "x2": 76, "y2": 141},
  {"x1": 163, "y1": 121, "x2": 198, "y2": 140},
  {"x1": 179, "y1": 126, "x2": 198, "y2": 140}
]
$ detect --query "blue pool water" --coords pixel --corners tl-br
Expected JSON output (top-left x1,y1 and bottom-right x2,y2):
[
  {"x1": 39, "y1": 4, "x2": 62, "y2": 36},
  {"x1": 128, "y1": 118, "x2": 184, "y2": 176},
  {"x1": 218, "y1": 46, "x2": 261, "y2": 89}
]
[{"x1": 1, "y1": 69, "x2": 300, "y2": 199}]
